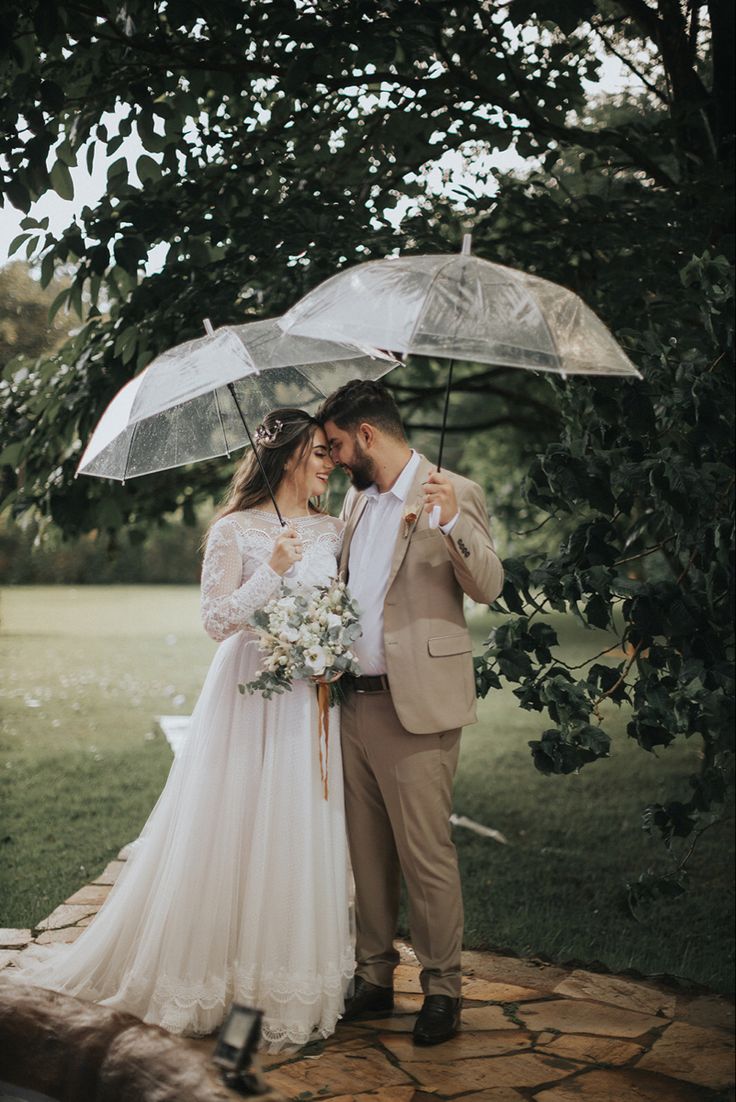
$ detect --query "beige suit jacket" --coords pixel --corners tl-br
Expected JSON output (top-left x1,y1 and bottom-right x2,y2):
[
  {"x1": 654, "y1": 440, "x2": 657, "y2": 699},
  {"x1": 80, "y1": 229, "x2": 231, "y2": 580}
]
[{"x1": 340, "y1": 454, "x2": 504, "y2": 735}]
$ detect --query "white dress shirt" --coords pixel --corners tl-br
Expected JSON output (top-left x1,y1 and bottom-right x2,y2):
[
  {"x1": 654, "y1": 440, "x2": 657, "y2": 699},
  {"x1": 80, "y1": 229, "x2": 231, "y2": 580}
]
[{"x1": 347, "y1": 452, "x2": 458, "y2": 676}]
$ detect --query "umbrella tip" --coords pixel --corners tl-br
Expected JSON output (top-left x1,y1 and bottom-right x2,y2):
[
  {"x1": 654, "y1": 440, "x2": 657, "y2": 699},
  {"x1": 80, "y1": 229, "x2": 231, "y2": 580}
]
[
  {"x1": 461, "y1": 233, "x2": 472, "y2": 256},
  {"x1": 203, "y1": 318, "x2": 215, "y2": 335}
]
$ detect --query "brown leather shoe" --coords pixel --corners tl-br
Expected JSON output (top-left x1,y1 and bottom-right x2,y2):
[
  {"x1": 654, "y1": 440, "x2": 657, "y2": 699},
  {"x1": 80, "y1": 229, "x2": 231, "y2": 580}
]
[
  {"x1": 413, "y1": 995, "x2": 461, "y2": 1045},
  {"x1": 341, "y1": 976, "x2": 394, "y2": 1021}
]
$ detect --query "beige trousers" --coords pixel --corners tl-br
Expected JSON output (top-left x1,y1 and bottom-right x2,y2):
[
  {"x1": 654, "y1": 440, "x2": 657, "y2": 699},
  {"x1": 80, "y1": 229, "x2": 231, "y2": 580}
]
[{"x1": 341, "y1": 688, "x2": 463, "y2": 997}]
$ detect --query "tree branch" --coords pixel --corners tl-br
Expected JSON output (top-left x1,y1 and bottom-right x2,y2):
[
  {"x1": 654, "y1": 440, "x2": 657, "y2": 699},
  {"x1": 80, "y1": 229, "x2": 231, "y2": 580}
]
[
  {"x1": 590, "y1": 22, "x2": 671, "y2": 104},
  {"x1": 404, "y1": 414, "x2": 546, "y2": 432}
]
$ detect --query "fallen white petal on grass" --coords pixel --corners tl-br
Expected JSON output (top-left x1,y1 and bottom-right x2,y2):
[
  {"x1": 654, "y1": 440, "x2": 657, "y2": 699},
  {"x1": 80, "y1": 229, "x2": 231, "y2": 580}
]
[{"x1": 450, "y1": 813, "x2": 510, "y2": 844}]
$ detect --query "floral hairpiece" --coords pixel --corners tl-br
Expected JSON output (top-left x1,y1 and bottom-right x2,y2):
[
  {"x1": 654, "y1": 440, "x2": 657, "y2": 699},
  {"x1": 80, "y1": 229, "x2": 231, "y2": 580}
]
[{"x1": 253, "y1": 419, "x2": 284, "y2": 446}]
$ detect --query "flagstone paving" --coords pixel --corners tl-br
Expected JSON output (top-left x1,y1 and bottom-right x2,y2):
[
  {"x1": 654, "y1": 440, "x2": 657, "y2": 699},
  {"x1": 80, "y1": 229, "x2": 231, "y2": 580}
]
[{"x1": 1, "y1": 844, "x2": 734, "y2": 1102}]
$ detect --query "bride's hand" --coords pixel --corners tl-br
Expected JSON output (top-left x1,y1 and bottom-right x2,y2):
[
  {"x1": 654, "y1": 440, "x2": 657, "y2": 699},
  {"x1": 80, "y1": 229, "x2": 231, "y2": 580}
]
[{"x1": 269, "y1": 527, "x2": 303, "y2": 575}]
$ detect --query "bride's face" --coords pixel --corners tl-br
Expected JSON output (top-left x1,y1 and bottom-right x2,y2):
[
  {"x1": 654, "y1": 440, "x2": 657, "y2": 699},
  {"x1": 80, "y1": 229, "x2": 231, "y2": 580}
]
[{"x1": 290, "y1": 428, "x2": 334, "y2": 499}]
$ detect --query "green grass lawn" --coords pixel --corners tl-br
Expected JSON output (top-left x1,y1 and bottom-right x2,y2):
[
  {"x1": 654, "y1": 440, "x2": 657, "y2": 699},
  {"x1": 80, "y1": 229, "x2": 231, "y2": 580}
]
[{"x1": 1, "y1": 586, "x2": 732, "y2": 994}]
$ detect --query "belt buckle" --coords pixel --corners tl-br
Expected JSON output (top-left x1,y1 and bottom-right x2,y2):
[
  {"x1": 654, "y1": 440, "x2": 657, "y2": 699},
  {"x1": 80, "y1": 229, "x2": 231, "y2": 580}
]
[{"x1": 350, "y1": 674, "x2": 366, "y2": 695}]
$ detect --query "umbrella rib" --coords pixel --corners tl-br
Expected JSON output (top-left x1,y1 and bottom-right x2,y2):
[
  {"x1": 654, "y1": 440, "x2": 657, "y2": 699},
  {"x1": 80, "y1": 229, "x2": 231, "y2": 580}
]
[
  {"x1": 534, "y1": 286, "x2": 563, "y2": 372},
  {"x1": 122, "y1": 419, "x2": 141, "y2": 484},
  {"x1": 213, "y1": 386, "x2": 231, "y2": 455},
  {"x1": 406, "y1": 254, "x2": 460, "y2": 351}
]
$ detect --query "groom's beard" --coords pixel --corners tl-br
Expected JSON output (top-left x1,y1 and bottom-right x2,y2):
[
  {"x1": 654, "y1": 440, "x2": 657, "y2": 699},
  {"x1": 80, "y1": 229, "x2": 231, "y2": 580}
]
[{"x1": 345, "y1": 439, "x2": 375, "y2": 491}]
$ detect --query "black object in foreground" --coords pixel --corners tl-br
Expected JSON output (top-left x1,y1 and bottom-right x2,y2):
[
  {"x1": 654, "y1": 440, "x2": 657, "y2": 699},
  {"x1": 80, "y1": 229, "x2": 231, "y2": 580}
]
[{"x1": 212, "y1": 1003, "x2": 268, "y2": 1095}]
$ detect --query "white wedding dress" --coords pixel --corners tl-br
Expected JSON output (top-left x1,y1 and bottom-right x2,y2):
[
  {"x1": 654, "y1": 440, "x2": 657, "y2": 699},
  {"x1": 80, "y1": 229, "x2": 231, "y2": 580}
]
[{"x1": 12, "y1": 509, "x2": 354, "y2": 1051}]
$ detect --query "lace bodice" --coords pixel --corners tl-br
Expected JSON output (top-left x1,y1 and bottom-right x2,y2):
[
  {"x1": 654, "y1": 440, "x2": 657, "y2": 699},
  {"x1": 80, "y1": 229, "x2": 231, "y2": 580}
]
[{"x1": 200, "y1": 510, "x2": 344, "y2": 642}]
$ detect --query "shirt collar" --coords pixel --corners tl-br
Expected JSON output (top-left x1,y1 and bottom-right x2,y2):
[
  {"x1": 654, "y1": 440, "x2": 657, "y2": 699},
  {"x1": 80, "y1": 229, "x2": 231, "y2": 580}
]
[{"x1": 363, "y1": 450, "x2": 420, "y2": 503}]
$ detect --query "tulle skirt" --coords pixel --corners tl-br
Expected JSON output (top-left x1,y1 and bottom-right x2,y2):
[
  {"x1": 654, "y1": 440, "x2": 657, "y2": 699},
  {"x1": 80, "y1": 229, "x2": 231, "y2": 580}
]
[{"x1": 12, "y1": 632, "x2": 354, "y2": 1051}]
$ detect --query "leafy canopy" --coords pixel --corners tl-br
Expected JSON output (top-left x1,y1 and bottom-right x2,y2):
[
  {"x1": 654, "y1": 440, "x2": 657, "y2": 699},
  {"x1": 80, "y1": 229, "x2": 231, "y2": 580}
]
[{"x1": 0, "y1": 1, "x2": 733, "y2": 901}]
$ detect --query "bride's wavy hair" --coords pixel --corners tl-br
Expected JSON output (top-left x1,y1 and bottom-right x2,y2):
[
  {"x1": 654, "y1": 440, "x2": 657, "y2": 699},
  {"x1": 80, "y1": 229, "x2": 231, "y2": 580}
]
[{"x1": 206, "y1": 408, "x2": 322, "y2": 538}]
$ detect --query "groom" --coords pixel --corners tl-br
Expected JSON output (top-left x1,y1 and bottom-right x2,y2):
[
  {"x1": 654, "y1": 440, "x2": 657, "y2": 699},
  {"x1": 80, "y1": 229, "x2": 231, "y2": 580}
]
[{"x1": 319, "y1": 379, "x2": 504, "y2": 1045}]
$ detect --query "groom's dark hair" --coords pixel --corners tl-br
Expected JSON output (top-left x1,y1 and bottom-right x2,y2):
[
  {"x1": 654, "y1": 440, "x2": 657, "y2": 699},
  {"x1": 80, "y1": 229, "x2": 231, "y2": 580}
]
[{"x1": 318, "y1": 379, "x2": 406, "y2": 441}]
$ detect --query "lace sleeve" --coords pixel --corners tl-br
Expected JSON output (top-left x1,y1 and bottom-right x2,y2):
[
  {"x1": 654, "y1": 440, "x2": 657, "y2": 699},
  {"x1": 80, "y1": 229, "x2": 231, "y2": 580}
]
[{"x1": 200, "y1": 519, "x2": 282, "y2": 643}]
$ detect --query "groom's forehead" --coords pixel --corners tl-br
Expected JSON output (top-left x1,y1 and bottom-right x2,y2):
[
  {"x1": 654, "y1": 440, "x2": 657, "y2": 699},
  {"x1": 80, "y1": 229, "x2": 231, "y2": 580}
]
[{"x1": 323, "y1": 420, "x2": 347, "y2": 444}]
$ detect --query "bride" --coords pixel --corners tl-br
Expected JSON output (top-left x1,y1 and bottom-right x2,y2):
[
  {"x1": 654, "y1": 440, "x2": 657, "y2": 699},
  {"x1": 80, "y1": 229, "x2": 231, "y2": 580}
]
[{"x1": 12, "y1": 408, "x2": 355, "y2": 1051}]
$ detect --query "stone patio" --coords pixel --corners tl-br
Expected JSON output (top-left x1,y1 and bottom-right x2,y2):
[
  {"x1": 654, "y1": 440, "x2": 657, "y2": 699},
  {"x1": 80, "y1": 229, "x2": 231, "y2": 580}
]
[{"x1": 1, "y1": 846, "x2": 734, "y2": 1102}]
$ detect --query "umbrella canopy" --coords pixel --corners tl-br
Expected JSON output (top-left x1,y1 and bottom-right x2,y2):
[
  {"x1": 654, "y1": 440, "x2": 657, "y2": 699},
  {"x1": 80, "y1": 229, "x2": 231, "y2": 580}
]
[
  {"x1": 77, "y1": 317, "x2": 396, "y2": 481},
  {"x1": 278, "y1": 243, "x2": 641, "y2": 379}
]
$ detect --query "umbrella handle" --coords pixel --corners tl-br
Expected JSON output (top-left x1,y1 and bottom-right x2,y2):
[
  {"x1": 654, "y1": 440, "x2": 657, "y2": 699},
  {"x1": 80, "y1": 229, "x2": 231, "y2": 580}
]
[{"x1": 435, "y1": 358, "x2": 455, "y2": 473}]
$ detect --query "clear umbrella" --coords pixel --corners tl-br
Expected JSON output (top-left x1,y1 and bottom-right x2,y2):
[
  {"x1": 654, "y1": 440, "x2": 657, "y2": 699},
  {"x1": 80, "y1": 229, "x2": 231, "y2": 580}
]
[
  {"x1": 279, "y1": 236, "x2": 641, "y2": 378},
  {"x1": 279, "y1": 234, "x2": 641, "y2": 523},
  {"x1": 77, "y1": 316, "x2": 396, "y2": 522}
]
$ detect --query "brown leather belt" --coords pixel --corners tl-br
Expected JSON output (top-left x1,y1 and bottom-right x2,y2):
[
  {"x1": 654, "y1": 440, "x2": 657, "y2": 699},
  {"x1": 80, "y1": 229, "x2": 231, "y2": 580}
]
[{"x1": 349, "y1": 673, "x2": 390, "y2": 694}]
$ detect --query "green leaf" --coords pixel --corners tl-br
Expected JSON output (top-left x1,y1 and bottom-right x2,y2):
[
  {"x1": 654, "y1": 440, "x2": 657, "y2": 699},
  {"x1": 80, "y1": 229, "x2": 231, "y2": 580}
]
[
  {"x1": 529, "y1": 729, "x2": 591, "y2": 775},
  {"x1": 138, "y1": 112, "x2": 169, "y2": 153},
  {"x1": 136, "y1": 154, "x2": 162, "y2": 184},
  {"x1": 89, "y1": 244, "x2": 109, "y2": 275},
  {"x1": 5, "y1": 178, "x2": 31, "y2": 212},
  {"x1": 50, "y1": 160, "x2": 74, "y2": 201},
  {"x1": 48, "y1": 287, "x2": 70, "y2": 322},
  {"x1": 56, "y1": 139, "x2": 77, "y2": 167},
  {"x1": 107, "y1": 134, "x2": 125, "y2": 155},
  {"x1": 113, "y1": 236, "x2": 148, "y2": 273},
  {"x1": 114, "y1": 327, "x2": 138, "y2": 362},
  {"x1": 0, "y1": 443, "x2": 25, "y2": 467},
  {"x1": 8, "y1": 233, "x2": 31, "y2": 256},
  {"x1": 69, "y1": 281, "x2": 83, "y2": 318},
  {"x1": 40, "y1": 80, "x2": 65, "y2": 112},
  {"x1": 643, "y1": 801, "x2": 697, "y2": 843},
  {"x1": 107, "y1": 156, "x2": 128, "y2": 183},
  {"x1": 40, "y1": 251, "x2": 55, "y2": 289}
]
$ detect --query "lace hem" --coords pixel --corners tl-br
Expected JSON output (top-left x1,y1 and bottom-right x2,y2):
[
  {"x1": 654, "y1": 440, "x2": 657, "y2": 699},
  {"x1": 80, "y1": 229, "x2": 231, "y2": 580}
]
[
  {"x1": 153, "y1": 996, "x2": 350, "y2": 1050},
  {"x1": 147, "y1": 951, "x2": 355, "y2": 1013},
  {"x1": 144, "y1": 952, "x2": 356, "y2": 1047},
  {"x1": 11, "y1": 941, "x2": 355, "y2": 1051}
]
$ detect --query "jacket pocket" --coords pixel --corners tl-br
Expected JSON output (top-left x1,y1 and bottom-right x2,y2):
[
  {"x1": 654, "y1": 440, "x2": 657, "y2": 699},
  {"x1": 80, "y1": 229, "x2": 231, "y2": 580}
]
[{"x1": 427, "y1": 633, "x2": 473, "y2": 657}]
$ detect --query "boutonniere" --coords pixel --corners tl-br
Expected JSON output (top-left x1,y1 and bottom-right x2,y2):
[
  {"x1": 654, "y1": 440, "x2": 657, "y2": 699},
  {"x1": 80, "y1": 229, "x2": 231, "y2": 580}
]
[{"x1": 402, "y1": 496, "x2": 423, "y2": 538}]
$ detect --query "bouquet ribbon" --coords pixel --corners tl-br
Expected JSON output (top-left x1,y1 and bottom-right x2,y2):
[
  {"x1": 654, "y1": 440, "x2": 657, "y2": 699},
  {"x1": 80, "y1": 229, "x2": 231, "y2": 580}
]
[{"x1": 317, "y1": 681, "x2": 330, "y2": 800}]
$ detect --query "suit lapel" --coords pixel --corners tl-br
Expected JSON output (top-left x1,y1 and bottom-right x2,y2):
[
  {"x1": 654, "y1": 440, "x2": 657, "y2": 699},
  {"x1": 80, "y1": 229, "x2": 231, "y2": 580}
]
[
  {"x1": 339, "y1": 492, "x2": 368, "y2": 578},
  {"x1": 384, "y1": 454, "x2": 434, "y2": 592}
]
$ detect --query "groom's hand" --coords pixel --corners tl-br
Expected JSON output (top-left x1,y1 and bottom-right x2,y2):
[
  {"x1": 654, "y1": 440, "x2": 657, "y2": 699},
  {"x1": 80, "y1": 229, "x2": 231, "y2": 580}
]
[{"x1": 422, "y1": 470, "x2": 458, "y2": 526}]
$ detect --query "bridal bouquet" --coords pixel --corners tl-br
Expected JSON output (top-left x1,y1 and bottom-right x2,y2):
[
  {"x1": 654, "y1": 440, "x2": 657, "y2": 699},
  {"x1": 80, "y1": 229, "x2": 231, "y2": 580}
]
[
  {"x1": 239, "y1": 580, "x2": 362, "y2": 701},
  {"x1": 240, "y1": 581, "x2": 362, "y2": 800}
]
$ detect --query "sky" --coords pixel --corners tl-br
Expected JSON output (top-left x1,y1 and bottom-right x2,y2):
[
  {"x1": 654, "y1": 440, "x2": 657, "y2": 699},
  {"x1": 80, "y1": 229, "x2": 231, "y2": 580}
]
[{"x1": 0, "y1": 53, "x2": 642, "y2": 270}]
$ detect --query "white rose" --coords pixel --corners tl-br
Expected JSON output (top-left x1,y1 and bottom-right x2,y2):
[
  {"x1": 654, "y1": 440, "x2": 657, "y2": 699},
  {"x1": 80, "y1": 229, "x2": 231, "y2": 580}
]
[
  {"x1": 304, "y1": 645, "x2": 328, "y2": 676},
  {"x1": 278, "y1": 626, "x2": 299, "y2": 643}
]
